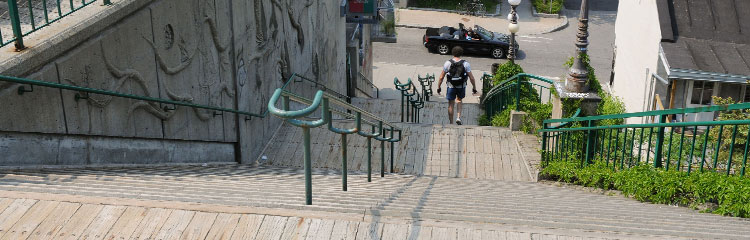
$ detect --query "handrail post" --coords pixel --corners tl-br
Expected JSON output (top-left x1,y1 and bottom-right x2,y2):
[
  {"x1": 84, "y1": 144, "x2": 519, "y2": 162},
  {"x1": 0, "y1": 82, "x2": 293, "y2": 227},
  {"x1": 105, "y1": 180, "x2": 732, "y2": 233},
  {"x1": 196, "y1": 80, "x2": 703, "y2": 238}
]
[
  {"x1": 7, "y1": 0, "x2": 26, "y2": 50},
  {"x1": 341, "y1": 133, "x2": 348, "y2": 191},
  {"x1": 541, "y1": 123, "x2": 549, "y2": 167},
  {"x1": 653, "y1": 114, "x2": 667, "y2": 168},
  {"x1": 367, "y1": 125, "x2": 373, "y2": 182},
  {"x1": 584, "y1": 120, "x2": 595, "y2": 166},
  {"x1": 515, "y1": 77, "x2": 521, "y2": 111},
  {"x1": 390, "y1": 127, "x2": 395, "y2": 173},
  {"x1": 380, "y1": 122, "x2": 386, "y2": 178},
  {"x1": 401, "y1": 93, "x2": 405, "y2": 122},
  {"x1": 302, "y1": 127, "x2": 313, "y2": 205}
]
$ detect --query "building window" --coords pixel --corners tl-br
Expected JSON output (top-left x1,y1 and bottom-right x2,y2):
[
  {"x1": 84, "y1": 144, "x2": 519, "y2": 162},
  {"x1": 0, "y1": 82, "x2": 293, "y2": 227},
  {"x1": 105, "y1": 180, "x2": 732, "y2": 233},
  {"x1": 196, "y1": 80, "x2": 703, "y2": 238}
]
[{"x1": 691, "y1": 81, "x2": 714, "y2": 105}]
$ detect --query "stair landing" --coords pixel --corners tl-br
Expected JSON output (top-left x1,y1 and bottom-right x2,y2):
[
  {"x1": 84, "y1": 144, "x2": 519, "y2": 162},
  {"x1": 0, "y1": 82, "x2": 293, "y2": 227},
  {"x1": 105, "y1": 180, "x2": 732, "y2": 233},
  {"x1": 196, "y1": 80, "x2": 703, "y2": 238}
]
[{"x1": 261, "y1": 122, "x2": 537, "y2": 182}]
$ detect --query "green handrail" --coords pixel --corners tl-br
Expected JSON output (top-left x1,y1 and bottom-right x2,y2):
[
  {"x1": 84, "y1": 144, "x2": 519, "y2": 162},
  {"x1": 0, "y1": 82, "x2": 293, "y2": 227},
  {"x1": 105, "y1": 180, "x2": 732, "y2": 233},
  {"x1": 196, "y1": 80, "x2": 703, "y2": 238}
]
[
  {"x1": 417, "y1": 73, "x2": 435, "y2": 101},
  {"x1": 481, "y1": 73, "x2": 554, "y2": 119},
  {"x1": 268, "y1": 87, "x2": 402, "y2": 205},
  {"x1": 3, "y1": 0, "x2": 100, "y2": 49},
  {"x1": 0, "y1": 73, "x2": 339, "y2": 121},
  {"x1": 540, "y1": 102, "x2": 750, "y2": 177},
  {"x1": 0, "y1": 74, "x2": 264, "y2": 118}
]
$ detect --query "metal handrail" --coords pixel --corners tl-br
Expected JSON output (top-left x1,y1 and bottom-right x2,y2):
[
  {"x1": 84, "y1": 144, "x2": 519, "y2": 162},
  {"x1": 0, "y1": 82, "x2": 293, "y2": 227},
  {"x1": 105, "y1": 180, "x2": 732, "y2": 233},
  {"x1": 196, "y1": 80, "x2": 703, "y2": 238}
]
[
  {"x1": 481, "y1": 73, "x2": 554, "y2": 121},
  {"x1": 544, "y1": 102, "x2": 750, "y2": 124},
  {"x1": 3, "y1": 0, "x2": 104, "y2": 49},
  {"x1": 0, "y1": 72, "x2": 341, "y2": 121},
  {"x1": 358, "y1": 72, "x2": 379, "y2": 98},
  {"x1": 540, "y1": 102, "x2": 750, "y2": 177},
  {"x1": 0, "y1": 74, "x2": 263, "y2": 118},
  {"x1": 267, "y1": 87, "x2": 403, "y2": 205},
  {"x1": 481, "y1": 73, "x2": 554, "y2": 105}
]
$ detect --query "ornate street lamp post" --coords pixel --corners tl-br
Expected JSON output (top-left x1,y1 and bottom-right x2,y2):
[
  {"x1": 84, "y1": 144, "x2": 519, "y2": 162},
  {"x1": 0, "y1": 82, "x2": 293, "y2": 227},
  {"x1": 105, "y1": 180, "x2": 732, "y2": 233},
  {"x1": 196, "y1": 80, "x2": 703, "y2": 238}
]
[
  {"x1": 507, "y1": 0, "x2": 521, "y2": 63},
  {"x1": 566, "y1": 0, "x2": 590, "y2": 93}
]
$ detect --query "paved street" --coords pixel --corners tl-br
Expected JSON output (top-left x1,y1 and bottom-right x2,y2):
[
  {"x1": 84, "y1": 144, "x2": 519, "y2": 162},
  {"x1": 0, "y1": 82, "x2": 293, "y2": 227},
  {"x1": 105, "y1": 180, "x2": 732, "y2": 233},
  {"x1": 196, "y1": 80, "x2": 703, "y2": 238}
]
[{"x1": 374, "y1": 8, "x2": 618, "y2": 92}]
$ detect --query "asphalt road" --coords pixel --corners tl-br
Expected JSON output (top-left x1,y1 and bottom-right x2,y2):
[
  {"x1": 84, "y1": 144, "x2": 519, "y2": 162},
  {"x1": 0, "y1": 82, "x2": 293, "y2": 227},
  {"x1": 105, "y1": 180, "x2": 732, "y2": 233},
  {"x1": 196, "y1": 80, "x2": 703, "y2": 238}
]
[{"x1": 373, "y1": 9, "x2": 617, "y2": 89}]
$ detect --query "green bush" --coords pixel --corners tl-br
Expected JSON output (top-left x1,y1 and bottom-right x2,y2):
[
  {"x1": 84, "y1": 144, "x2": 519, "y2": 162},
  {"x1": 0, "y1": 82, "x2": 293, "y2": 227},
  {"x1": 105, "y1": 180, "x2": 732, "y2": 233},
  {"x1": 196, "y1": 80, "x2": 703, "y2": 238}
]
[
  {"x1": 491, "y1": 108, "x2": 512, "y2": 127},
  {"x1": 382, "y1": 19, "x2": 396, "y2": 36},
  {"x1": 532, "y1": 0, "x2": 563, "y2": 14},
  {"x1": 541, "y1": 160, "x2": 750, "y2": 218},
  {"x1": 477, "y1": 114, "x2": 491, "y2": 126},
  {"x1": 560, "y1": 54, "x2": 626, "y2": 121}
]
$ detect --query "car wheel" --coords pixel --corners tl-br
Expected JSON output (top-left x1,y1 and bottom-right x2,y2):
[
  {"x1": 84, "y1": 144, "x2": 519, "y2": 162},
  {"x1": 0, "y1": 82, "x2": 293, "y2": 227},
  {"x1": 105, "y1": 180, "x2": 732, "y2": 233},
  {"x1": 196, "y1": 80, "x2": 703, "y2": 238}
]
[
  {"x1": 492, "y1": 48, "x2": 506, "y2": 59},
  {"x1": 438, "y1": 44, "x2": 450, "y2": 55}
]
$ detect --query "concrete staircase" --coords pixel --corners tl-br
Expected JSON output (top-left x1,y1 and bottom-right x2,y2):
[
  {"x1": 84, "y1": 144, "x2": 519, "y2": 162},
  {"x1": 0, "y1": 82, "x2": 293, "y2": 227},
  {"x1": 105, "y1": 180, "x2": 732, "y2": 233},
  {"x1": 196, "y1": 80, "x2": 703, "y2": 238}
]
[{"x1": 0, "y1": 165, "x2": 749, "y2": 239}]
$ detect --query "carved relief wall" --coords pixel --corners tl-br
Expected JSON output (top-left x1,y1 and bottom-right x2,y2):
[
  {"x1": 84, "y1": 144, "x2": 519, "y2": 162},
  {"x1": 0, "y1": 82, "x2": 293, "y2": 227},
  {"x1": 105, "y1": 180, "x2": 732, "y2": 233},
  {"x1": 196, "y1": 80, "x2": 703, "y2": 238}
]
[{"x1": 0, "y1": 0, "x2": 348, "y2": 165}]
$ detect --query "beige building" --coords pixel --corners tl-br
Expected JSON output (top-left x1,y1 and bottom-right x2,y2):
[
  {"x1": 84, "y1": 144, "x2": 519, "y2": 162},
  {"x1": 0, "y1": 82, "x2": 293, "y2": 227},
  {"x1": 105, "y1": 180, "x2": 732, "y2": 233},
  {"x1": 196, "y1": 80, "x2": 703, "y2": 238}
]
[{"x1": 611, "y1": 0, "x2": 750, "y2": 123}]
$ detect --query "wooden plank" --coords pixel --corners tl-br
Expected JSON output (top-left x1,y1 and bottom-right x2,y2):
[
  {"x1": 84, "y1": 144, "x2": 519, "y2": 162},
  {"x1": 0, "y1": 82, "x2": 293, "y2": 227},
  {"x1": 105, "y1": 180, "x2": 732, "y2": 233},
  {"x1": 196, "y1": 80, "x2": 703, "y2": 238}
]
[
  {"x1": 103, "y1": 206, "x2": 148, "y2": 240},
  {"x1": 204, "y1": 213, "x2": 242, "y2": 240},
  {"x1": 254, "y1": 215, "x2": 287, "y2": 240},
  {"x1": 279, "y1": 217, "x2": 309, "y2": 240},
  {"x1": 481, "y1": 129, "x2": 494, "y2": 179},
  {"x1": 329, "y1": 220, "x2": 354, "y2": 240},
  {"x1": 54, "y1": 204, "x2": 103, "y2": 240},
  {"x1": 129, "y1": 208, "x2": 173, "y2": 240},
  {"x1": 431, "y1": 227, "x2": 454, "y2": 240},
  {"x1": 467, "y1": 128, "x2": 478, "y2": 179},
  {"x1": 230, "y1": 214, "x2": 264, "y2": 240},
  {"x1": 1, "y1": 200, "x2": 59, "y2": 240},
  {"x1": 439, "y1": 128, "x2": 450, "y2": 177},
  {"x1": 355, "y1": 222, "x2": 383, "y2": 240},
  {"x1": 0, "y1": 199, "x2": 14, "y2": 214},
  {"x1": 27, "y1": 202, "x2": 80, "y2": 239},
  {"x1": 78, "y1": 205, "x2": 127, "y2": 240},
  {"x1": 179, "y1": 211, "x2": 218, "y2": 240},
  {"x1": 411, "y1": 226, "x2": 432, "y2": 240},
  {"x1": 0, "y1": 199, "x2": 37, "y2": 237},
  {"x1": 491, "y1": 130, "x2": 506, "y2": 181},
  {"x1": 506, "y1": 231, "x2": 531, "y2": 240},
  {"x1": 418, "y1": 125, "x2": 431, "y2": 175},
  {"x1": 310, "y1": 218, "x2": 335, "y2": 240},
  {"x1": 381, "y1": 223, "x2": 409, "y2": 240}
]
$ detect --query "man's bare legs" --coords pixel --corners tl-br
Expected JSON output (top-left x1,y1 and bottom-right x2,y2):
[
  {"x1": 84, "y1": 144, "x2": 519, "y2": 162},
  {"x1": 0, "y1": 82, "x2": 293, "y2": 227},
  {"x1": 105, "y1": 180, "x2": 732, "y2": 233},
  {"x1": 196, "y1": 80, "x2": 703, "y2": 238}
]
[
  {"x1": 448, "y1": 100, "x2": 455, "y2": 124},
  {"x1": 455, "y1": 97, "x2": 463, "y2": 122},
  {"x1": 447, "y1": 97, "x2": 463, "y2": 124}
]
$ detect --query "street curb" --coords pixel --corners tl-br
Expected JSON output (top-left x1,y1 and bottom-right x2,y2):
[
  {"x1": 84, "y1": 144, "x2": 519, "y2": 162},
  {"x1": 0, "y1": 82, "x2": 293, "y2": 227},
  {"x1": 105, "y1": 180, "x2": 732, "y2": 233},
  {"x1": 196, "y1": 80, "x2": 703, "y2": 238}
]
[
  {"x1": 405, "y1": 1, "x2": 503, "y2": 17},
  {"x1": 397, "y1": 15, "x2": 568, "y2": 35},
  {"x1": 528, "y1": 15, "x2": 568, "y2": 35},
  {"x1": 531, "y1": 4, "x2": 562, "y2": 18}
]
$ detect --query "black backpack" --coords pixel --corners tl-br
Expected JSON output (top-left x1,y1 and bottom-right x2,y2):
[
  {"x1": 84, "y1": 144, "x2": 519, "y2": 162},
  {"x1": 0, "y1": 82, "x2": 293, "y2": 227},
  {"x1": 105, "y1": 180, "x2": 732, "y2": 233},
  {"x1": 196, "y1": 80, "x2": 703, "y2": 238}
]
[{"x1": 447, "y1": 59, "x2": 468, "y2": 87}]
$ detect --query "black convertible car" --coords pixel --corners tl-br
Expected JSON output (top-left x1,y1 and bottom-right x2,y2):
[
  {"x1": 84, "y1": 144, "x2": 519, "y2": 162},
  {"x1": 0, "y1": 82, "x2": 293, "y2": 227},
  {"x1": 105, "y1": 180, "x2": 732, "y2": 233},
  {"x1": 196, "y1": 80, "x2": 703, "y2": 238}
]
[{"x1": 423, "y1": 24, "x2": 518, "y2": 59}]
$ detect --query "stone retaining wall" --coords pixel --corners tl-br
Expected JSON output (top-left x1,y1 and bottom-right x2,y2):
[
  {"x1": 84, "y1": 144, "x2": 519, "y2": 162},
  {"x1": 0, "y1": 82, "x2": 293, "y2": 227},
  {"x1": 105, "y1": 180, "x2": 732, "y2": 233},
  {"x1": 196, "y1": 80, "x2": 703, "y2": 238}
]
[{"x1": 0, "y1": 0, "x2": 347, "y2": 166}]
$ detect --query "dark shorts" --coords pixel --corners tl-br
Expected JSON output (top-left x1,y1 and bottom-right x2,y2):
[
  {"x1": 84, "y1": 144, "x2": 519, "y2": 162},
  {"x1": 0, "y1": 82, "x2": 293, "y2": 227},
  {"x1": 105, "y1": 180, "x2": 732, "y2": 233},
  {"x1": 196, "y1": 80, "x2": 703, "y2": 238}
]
[{"x1": 446, "y1": 87, "x2": 465, "y2": 101}]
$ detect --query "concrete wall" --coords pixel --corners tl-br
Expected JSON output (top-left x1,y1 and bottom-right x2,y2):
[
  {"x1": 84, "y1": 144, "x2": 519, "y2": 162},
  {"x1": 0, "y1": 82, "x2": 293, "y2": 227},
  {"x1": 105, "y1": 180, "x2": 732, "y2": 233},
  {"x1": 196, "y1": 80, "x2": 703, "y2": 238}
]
[
  {"x1": 611, "y1": 0, "x2": 661, "y2": 123},
  {"x1": 0, "y1": 0, "x2": 347, "y2": 166}
]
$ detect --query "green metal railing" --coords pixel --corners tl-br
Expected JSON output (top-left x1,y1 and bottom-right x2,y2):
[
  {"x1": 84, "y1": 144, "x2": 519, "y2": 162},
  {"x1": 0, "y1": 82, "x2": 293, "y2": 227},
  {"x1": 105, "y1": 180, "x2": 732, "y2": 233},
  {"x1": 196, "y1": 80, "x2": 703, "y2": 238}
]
[
  {"x1": 394, "y1": 77, "x2": 424, "y2": 123},
  {"x1": 540, "y1": 103, "x2": 750, "y2": 177},
  {"x1": 480, "y1": 73, "x2": 553, "y2": 118},
  {"x1": 417, "y1": 73, "x2": 435, "y2": 101},
  {"x1": 268, "y1": 88, "x2": 402, "y2": 205},
  {"x1": 479, "y1": 73, "x2": 493, "y2": 103},
  {"x1": 2, "y1": 0, "x2": 108, "y2": 49},
  {"x1": 0, "y1": 73, "x2": 345, "y2": 121}
]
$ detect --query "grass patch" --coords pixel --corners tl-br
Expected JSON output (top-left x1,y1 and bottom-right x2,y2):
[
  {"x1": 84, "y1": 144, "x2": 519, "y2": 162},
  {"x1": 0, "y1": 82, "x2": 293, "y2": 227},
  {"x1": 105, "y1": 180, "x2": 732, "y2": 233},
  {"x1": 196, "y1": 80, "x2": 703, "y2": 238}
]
[
  {"x1": 532, "y1": 0, "x2": 563, "y2": 14},
  {"x1": 541, "y1": 160, "x2": 750, "y2": 218}
]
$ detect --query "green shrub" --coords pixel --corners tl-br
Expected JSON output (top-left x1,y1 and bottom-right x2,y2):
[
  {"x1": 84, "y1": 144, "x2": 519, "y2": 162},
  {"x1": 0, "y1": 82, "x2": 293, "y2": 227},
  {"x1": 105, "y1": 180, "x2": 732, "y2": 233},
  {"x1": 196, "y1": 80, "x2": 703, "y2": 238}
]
[
  {"x1": 382, "y1": 19, "x2": 396, "y2": 36},
  {"x1": 477, "y1": 114, "x2": 491, "y2": 126},
  {"x1": 491, "y1": 108, "x2": 512, "y2": 127},
  {"x1": 541, "y1": 160, "x2": 750, "y2": 218},
  {"x1": 532, "y1": 0, "x2": 563, "y2": 14}
]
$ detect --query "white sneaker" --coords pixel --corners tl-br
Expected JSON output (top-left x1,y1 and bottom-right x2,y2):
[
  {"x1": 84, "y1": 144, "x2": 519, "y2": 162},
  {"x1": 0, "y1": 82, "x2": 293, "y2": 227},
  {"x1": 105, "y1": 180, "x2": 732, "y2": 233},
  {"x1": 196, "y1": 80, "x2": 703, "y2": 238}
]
[{"x1": 456, "y1": 118, "x2": 462, "y2": 125}]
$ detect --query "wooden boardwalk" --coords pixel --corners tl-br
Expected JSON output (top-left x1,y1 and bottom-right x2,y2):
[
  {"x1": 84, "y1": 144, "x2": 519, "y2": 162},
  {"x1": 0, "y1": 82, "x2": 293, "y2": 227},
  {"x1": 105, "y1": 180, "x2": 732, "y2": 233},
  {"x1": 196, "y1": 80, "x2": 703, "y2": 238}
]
[
  {"x1": 351, "y1": 98, "x2": 482, "y2": 125},
  {"x1": 0, "y1": 165, "x2": 747, "y2": 239},
  {"x1": 262, "y1": 122, "x2": 535, "y2": 182},
  {"x1": 0, "y1": 195, "x2": 620, "y2": 240}
]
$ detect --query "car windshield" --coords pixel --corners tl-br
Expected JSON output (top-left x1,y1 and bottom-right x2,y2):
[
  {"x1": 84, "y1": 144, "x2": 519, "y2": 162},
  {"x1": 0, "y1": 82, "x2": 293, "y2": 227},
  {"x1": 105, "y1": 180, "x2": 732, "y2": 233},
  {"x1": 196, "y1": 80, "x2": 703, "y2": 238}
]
[{"x1": 474, "y1": 26, "x2": 493, "y2": 40}]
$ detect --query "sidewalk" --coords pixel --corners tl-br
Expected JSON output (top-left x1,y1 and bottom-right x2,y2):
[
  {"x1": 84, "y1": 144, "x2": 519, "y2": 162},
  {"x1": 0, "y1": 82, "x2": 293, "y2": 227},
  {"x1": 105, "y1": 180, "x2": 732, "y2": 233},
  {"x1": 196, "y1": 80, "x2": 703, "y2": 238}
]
[{"x1": 396, "y1": 0, "x2": 567, "y2": 35}]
